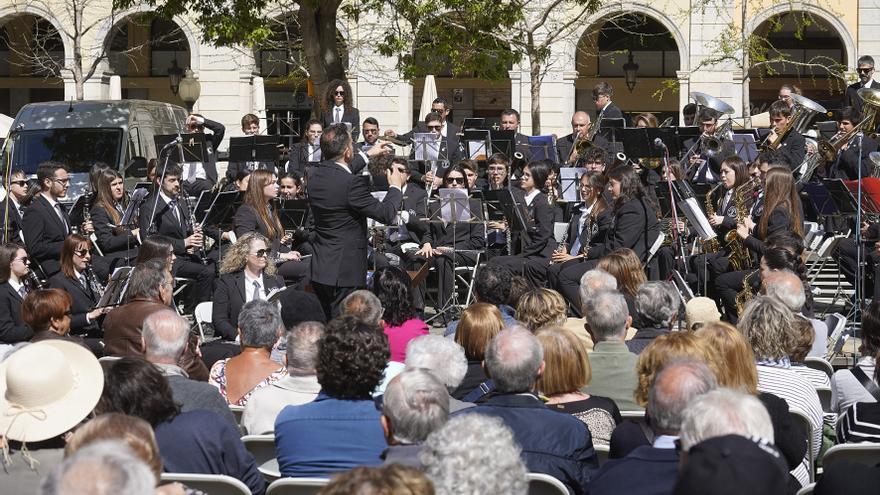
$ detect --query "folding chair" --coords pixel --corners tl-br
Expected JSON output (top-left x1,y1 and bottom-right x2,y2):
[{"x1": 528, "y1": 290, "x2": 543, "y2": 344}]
[
  {"x1": 159, "y1": 473, "x2": 250, "y2": 495},
  {"x1": 526, "y1": 472, "x2": 569, "y2": 495},
  {"x1": 790, "y1": 408, "x2": 816, "y2": 482},
  {"x1": 194, "y1": 301, "x2": 213, "y2": 342},
  {"x1": 822, "y1": 443, "x2": 880, "y2": 469},
  {"x1": 241, "y1": 434, "x2": 280, "y2": 481},
  {"x1": 266, "y1": 477, "x2": 329, "y2": 495}
]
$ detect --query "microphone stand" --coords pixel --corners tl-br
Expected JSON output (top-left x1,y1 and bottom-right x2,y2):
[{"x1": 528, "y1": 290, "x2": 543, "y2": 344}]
[
  {"x1": 657, "y1": 139, "x2": 688, "y2": 275},
  {"x1": 855, "y1": 133, "x2": 864, "y2": 359}
]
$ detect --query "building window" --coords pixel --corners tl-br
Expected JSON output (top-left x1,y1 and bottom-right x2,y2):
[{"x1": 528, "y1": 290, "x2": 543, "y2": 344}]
[
  {"x1": 596, "y1": 14, "x2": 678, "y2": 78},
  {"x1": 150, "y1": 18, "x2": 189, "y2": 76}
]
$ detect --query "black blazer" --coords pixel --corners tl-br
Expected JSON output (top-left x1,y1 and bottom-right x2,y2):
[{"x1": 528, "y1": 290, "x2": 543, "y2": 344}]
[
  {"x1": 392, "y1": 186, "x2": 429, "y2": 245},
  {"x1": 212, "y1": 271, "x2": 285, "y2": 340},
  {"x1": 587, "y1": 197, "x2": 660, "y2": 261},
  {"x1": 22, "y1": 195, "x2": 70, "y2": 277},
  {"x1": 232, "y1": 203, "x2": 291, "y2": 254},
  {"x1": 422, "y1": 198, "x2": 485, "y2": 251},
  {"x1": 515, "y1": 191, "x2": 557, "y2": 259},
  {"x1": 830, "y1": 136, "x2": 879, "y2": 180},
  {"x1": 600, "y1": 102, "x2": 624, "y2": 120},
  {"x1": 306, "y1": 160, "x2": 403, "y2": 287},
  {"x1": 0, "y1": 198, "x2": 24, "y2": 244},
  {"x1": 846, "y1": 80, "x2": 880, "y2": 115},
  {"x1": 0, "y1": 281, "x2": 32, "y2": 343},
  {"x1": 91, "y1": 203, "x2": 139, "y2": 262},
  {"x1": 49, "y1": 272, "x2": 100, "y2": 336},
  {"x1": 565, "y1": 203, "x2": 612, "y2": 255},
  {"x1": 743, "y1": 205, "x2": 796, "y2": 255},
  {"x1": 777, "y1": 131, "x2": 807, "y2": 170},
  {"x1": 555, "y1": 133, "x2": 613, "y2": 166},
  {"x1": 138, "y1": 194, "x2": 192, "y2": 256},
  {"x1": 322, "y1": 106, "x2": 361, "y2": 141},
  {"x1": 286, "y1": 143, "x2": 322, "y2": 176},
  {"x1": 200, "y1": 119, "x2": 225, "y2": 185}
]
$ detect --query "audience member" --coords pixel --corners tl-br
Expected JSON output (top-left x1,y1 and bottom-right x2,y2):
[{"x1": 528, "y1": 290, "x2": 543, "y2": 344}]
[
  {"x1": 536, "y1": 325, "x2": 621, "y2": 445},
  {"x1": 319, "y1": 464, "x2": 435, "y2": 495},
  {"x1": 40, "y1": 441, "x2": 155, "y2": 495},
  {"x1": 404, "y1": 335, "x2": 473, "y2": 412},
  {"x1": 455, "y1": 326, "x2": 597, "y2": 494},
  {"x1": 275, "y1": 315, "x2": 390, "y2": 478},
  {"x1": 341, "y1": 289, "x2": 384, "y2": 327},
  {"x1": 684, "y1": 297, "x2": 721, "y2": 331},
  {"x1": 578, "y1": 269, "x2": 617, "y2": 316},
  {"x1": 96, "y1": 357, "x2": 265, "y2": 494},
  {"x1": 582, "y1": 290, "x2": 639, "y2": 411},
  {"x1": 739, "y1": 295, "x2": 822, "y2": 487},
  {"x1": 451, "y1": 302, "x2": 504, "y2": 400},
  {"x1": 787, "y1": 314, "x2": 831, "y2": 389},
  {"x1": 209, "y1": 299, "x2": 286, "y2": 405},
  {"x1": 371, "y1": 266, "x2": 428, "y2": 362},
  {"x1": 243, "y1": 321, "x2": 323, "y2": 434},
  {"x1": 0, "y1": 341, "x2": 103, "y2": 494},
  {"x1": 516, "y1": 288, "x2": 567, "y2": 331},
  {"x1": 590, "y1": 360, "x2": 717, "y2": 495},
  {"x1": 673, "y1": 435, "x2": 789, "y2": 495},
  {"x1": 679, "y1": 388, "x2": 775, "y2": 451},
  {"x1": 23, "y1": 289, "x2": 84, "y2": 347},
  {"x1": 832, "y1": 300, "x2": 880, "y2": 413},
  {"x1": 444, "y1": 263, "x2": 517, "y2": 336},
  {"x1": 764, "y1": 269, "x2": 827, "y2": 357},
  {"x1": 380, "y1": 368, "x2": 450, "y2": 468},
  {"x1": 421, "y1": 414, "x2": 528, "y2": 495},
  {"x1": 837, "y1": 345, "x2": 880, "y2": 443},
  {"x1": 628, "y1": 281, "x2": 680, "y2": 354},
  {"x1": 597, "y1": 248, "x2": 646, "y2": 321}
]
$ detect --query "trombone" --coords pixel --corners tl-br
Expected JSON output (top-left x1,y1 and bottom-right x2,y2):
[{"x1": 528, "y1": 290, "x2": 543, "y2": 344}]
[{"x1": 760, "y1": 93, "x2": 826, "y2": 152}]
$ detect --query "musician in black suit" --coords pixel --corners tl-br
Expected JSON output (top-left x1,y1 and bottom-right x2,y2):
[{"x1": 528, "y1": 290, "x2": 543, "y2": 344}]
[
  {"x1": 371, "y1": 157, "x2": 429, "y2": 262},
  {"x1": 22, "y1": 161, "x2": 85, "y2": 278},
  {"x1": 0, "y1": 242, "x2": 33, "y2": 343},
  {"x1": 407, "y1": 111, "x2": 463, "y2": 189},
  {"x1": 138, "y1": 162, "x2": 214, "y2": 311},
  {"x1": 91, "y1": 169, "x2": 140, "y2": 271},
  {"x1": 0, "y1": 169, "x2": 29, "y2": 244},
  {"x1": 828, "y1": 106, "x2": 879, "y2": 180},
  {"x1": 226, "y1": 113, "x2": 278, "y2": 181},
  {"x1": 286, "y1": 118, "x2": 324, "y2": 176},
  {"x1": 556, "y1": 111, "x2": 612, "y2": 167},
  {"x1": 766, "y1": 100, "x2": 806, "y2": 170},
  {"x1": 686, "y1": 107, "x2": 737, "y2": 184},
  {"x1": 306, "y1": 123, "x2": 407, "y2": 317},
  {"x1": 499, "y1": 109, "x2": 532, "y2": 161},
  {"x1": 488, "y1": 160, "x2": 558, "y2": 288},
  {"x1": 553, "y1": 165, "x2": 660, "y2": 312},
  {"x1": 321, "y1": 79, "x2": 361, "y2": 141},
  {"x1": 212, "y1": 232, "x2": 285, "y2": 340},
  {"x1": 846, "y1": 56, "x2": 880, "y2": 114},
  {"x1": 182, "y1": 114, "x2": 225, "y2": 196},
  {"x1": 49, "y1": 234, "x2": 110, "y2": 338},
  {"x1": 593, "y1": 82, "x2": 624, "y2": 121},
  {"x1": 387, "y1": 97, "x2": 461, "y2": 162}
]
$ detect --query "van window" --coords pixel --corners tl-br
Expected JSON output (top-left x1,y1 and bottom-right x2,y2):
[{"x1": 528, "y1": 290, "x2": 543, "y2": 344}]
[{"x1": 11, "y1": 128, "x2": 122, "y2": 174}]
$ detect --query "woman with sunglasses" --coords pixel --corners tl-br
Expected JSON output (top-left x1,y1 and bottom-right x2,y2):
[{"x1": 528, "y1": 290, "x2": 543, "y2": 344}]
[
  {"x1": 212, "y1": 232, "x2": 285, "y2": 341},
  {"x1": 234, "y1": 169, "x2": 310, "y2": 287},
  {"x1": 416, "y1": 164, "x2": 485, "y2": 308},
  {"x1": 49, "y1": 234, "x2": 110, "y2": 342},
  {"x1": 0, "y1": 242, "x2": 35, "y2": 343},
  {"x1": 321, "y1": 79, "x2": 360, "y2": 141},
  {"x1": 91, "y1": 168, "x2": 140, "y2": 270}
]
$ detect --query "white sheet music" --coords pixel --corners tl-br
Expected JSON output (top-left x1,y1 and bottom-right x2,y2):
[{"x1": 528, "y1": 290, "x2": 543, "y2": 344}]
[
  {"x1": 560, "y1": 167, "x2": 587, "y2": 202},
  {"x1": 678, "y1": 197, "x2": 716, "y2": 241},
  {"x1": 414, "y1": 133, "x2": 440, "y2": 161},
  {"x1": 439, "y1": 188, "x2": 471, "y2": 223}
]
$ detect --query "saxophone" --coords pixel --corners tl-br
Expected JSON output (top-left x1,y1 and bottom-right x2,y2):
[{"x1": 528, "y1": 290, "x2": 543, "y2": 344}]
[
  {"x1": 702, "y1": 183, "x2": 723, "y2": 254},
  {"x1": 725, "y1": 178, "x2": 758, "y2": 272},
  {"x1": 735, "y1": 270, "x2": 759, "y2": 315}
]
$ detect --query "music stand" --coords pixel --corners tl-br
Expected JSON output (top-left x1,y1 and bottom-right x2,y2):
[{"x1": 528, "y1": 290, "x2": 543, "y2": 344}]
[
  {"x1": 676, "y1": 127, "x2": 701, "y2": 158},
  {"x1": 277, "y1": 199, "x2": 310, "y2": 232},
  {"x1": 802, "y1": 182, "x2": 839, "y2": 217},
  {"x1": 200, "y1": 191, "x2": 239, "y2": 228},
  {"x1": 489, "y1": 130, "x2": 516, "y2": 158},
  {"x1": 462, "y1": 118, "x2": 486, "y2": 130},
  {"x1": 732, "y1": 133, "x2": 760, "y2": 163},
  {"x1": 821, "y1": 179, "x2": 858, "y2": 215},
  {"x1": 463, "y1": 129, "x2": 491, "y2": 161},
  {"x1": 68, "y1": 194, "x2": 90, "y2": 228},
  {"x1": 528, "y1": 136, "x2": 556, "y2": 161},
  {"x1": 96, "y1": 266, "x2": 133, "y2": 308},
  {"x1": 618, "y1": 128, "x2": 655, "y2": 160},
  {"x1": 598, "y1": 118, "x2": 626, "y2": 144},
  {"x1": 229, "y1": 136, "x2": 280, "y2": 164},
  {"x1": 154, "y1": 133, "x2": 206, "y2": 164},
  {"x1": 559, "y1": 167, "x2": 586, "y2": 202},
  {"x1": 647, "y1": 128, "x2": 681, "y2": 157},
  {"x1": 269, "y1": 113, "x2": 301, "y2": 150}
]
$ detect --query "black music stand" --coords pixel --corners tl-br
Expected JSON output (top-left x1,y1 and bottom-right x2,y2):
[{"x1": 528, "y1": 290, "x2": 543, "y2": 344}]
[
  {"x1": 647, "y1": 128, "x2": 681, "y2": 157},
  {"x1": 229, "y1": 136, "x2": 280, "y2": 164},
  {"x1": 200, "y1": 191, "x2": 239, "y2": 228},
  {"x1": 462, "y1": 118, "x2": 486, "y2": 130},
  {"x1": 598, "y1": 118, "x2": 626, "y2": 146},
  {"x1": 559, "y1": 167, "x2": 586, "y2": 202},
  {"x1": 463, "y1": 129, "x2": 491, "y2": 161},
  {"x1": 618, "y1": 128, "x2": 656, "y2": 160},
  {"x1": 676, "y1": 127, "x2": 701, "y2": 158},
  {"x1": 804, "y1": 182, "x2": 841, "y2": 217},
  {"x1": 528, "y1": 136, "x2": 556, "y2": 161},
  {"x1": 278, "y1": 199, "x2": 310, "y2": 232},
  {"x1": 269, "y1": 114, "x2": 302, "y2": 151},
  {"x1": 824, "y1": 179, "x2": 860, "y2": 216},
  {"x1": 731, "y1": 132, "x2": 760, "y2": 163},
  {"x1": 96, "y1": 266, "x2": 133, "y2": 308},
  {"x1": 155, "y1": 134, "x2": 206, "y2": 165},
  {"x1": 68, "y1": 194, "x2": 90, "y2": 228},
  {"x1": 489, "y1": 130, "x2": 516, "y2": 158}
]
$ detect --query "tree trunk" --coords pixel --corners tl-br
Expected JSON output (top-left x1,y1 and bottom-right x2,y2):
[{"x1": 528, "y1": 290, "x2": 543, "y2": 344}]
[
  {"x1": 529, "y1": 54, "x2": 542, "y2": 135},
  {"x1": 298, "y1": 0, "x2": 345, "y2": 117}
]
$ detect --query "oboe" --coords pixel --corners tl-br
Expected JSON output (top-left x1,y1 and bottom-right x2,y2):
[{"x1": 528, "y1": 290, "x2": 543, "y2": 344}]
[
  {"x1": 84, "y1": 264, "x2": 105, "y2": 299},
  {"x1": 24, "y1": 269, "x2": 44, "y2": 291}
]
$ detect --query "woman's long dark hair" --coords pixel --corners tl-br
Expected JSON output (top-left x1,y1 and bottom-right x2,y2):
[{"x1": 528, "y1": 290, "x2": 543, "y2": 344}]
[
  {"x1": 322, "y1": 79, "x2": 353, "y2": 114},
  {"x1": 607, "y1": 165, "x2": 646, "y2": 211},
  {"x1": 524, "y1": 160, "x2": 552, "y2": 194},
  {"x1": 96, "y1": 357, "x2": 180, "y2": 427},
  {"x1": 583, "y1": 171, "x2": 608, "y2": 220},
  {"x1": 244, "y1": 169, "x2": 283, "y2": 239},
  {"x1": 371, "y1": 266, "x2": 415, "y2": 327},
  {"x1": 93, "y1": 169, "x2": 126, "y2": 226}
]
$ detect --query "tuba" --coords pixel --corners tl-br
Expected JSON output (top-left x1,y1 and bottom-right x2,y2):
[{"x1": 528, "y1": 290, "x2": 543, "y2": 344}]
[{"x1": 761, "y1": 94, "x2": 826, "y2": 152}]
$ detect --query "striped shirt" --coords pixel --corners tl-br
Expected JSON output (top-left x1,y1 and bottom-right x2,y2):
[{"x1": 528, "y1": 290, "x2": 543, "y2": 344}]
[
  {"x1": 837, "y1": 402, "x2": 880, "y2": 443},
  {"x1": 831, "y1": 356, "x2": 877, "y2": 414},
  {"x1": 757, "y1": 364, "x2": 823, "y2": 487}
]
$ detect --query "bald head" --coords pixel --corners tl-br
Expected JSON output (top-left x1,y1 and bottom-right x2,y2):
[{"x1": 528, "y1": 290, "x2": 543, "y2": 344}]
[
  {"x1": 142, "y1": 309, "x2": 189, "y2": 364},
  {"x1": 648, "y1": 360, "x2": 717, "y2": 435},
  {"x1": 763, "y1": 270, "x2": 805, "y2": 312},
  {"x1": 485, "y1": 325, "x2": 544, "y2": 393}
]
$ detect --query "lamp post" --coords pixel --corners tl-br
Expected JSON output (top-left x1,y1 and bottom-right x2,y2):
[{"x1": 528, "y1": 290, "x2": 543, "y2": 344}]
[
  {"x1": 167, "y1": 60, "x2": 183, "y2": 95},
  {"x1": 178, "y1": 69, "x2": 201, "y2": 112},
  {"x1": 623, "y1": 50, "x2": 639, "y2": 93}
]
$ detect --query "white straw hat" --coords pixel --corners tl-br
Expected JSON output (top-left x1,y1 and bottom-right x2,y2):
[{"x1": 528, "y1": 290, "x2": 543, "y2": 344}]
[{"x1": 0, "y1": 341, "x2": 103, "y2": 442}]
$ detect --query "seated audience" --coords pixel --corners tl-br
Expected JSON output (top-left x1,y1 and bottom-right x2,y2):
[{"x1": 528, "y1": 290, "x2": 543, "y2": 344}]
[
  {"x1": 340, "y1": 289, "x2": 404, "y2": 395},
  {"x1": 815, "y1": 461, "x2": 880, "y2": 495},
  {"x1": 371, "y1": 266, "x2": 428, "y2": 362},
  {"x1": 96, "y1": 357, "x2": 265, "y2": 495},
  {"x1": 0, "y1": 242, "x2": 34, "y2": 344},
  {"x1": 275, "y1": 315, "x2": 390, "y2": 478},
  {"x1": 764, "y1": 269, "x2": 827, "y2": 358},
  {"x1": 23, "y1": 289, "x2": 83, "y2": 347},
  {"x1": 787, "y1": 315, "x2": 831, "y2": 390},
  {"x1": 589, "y1": 360, "x2": 717, "y2": 495},
  {"x1": 673, "y1": 435, "x2": 789, "y2": 495},
  {"x1": 450, "y1": 302, "x2": 505, "y2": 400},
  {"x1": 243, "y1": 321, "x2": 323, "y2": 434},
  {"x1": 832, "y1": 300, "x2": 880, "y2": 413},
  {"x1": 516, "y1": 288, "x2": 568, "y2": 332},
  {"x1": 685, "y1": 297, "x2": 721, "y2": 331},
  {"x1": 739, "y1": 295, "x2": 822, "y2": 488},
  {"x1": 679, "y1": 388, "x2": 776, "y2": 451},
  {"x1": 404, "y1": 334, "x2": 473, "y2": 412},
  {"x1": 837, "y1": 347, "x2": 880, "y2": 443},
  {"x1": 455, "y1": 326, "x2": 597, "y2": 494},
  {"x1": 209, "y1": 299, "x2": 286, "y2": 405},
  {"x1": 41, "y1": 441, "x2": 155, "y2": 495},
  {"x1": 444, "y1": 263, "x2": 517, "y2": 337},
  {"x1": 421, "y1": 414, "x2": 528, "y2": 495},
  {"x1": 628, "y1": 281, "x2": 681, "y2": 354},
  {"x1": 0, "y1": 341, "x2": 103, "y2": 494},
  {"x1": 582, "y1": 290, "x2": 639, "y2": 411},
  {"x1": 142, "y1": 309, "x2": 236, "y2": 427},
  {"x1": 536, "y1": 325, "x2": 621, "y2": 445},
  {"x1": 380, "y1": 368, "x2": 450, "y2": 468},
  {"x1": 319, "y1": 464, "x2": 434, "y2": 495}
]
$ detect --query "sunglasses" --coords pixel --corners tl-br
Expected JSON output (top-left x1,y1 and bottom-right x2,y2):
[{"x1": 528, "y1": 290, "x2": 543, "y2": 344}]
[
  {"x1": 363, "y1": 128, "x2": 379, "y2": 134},
  {"x1": 858, "y1": 68, "x2": 874, "y2": 73},
  {"x1": 73, "y1": 249, "x2": 90, "y2": 258},
  {"x1": 427, "y1": 125, "x2": 442, "y2": 130},
  {"x1": 52, "y1": 178, "x2": 71, "y2": 185},
  {"x1": 446, "y1": 177, "x2": 466, "y2": 184},
  {"x1": 14, "y1": 256, "x2": 28, "y2": 264},
  {"x1": 251, "y1": 249, "x2": 269, "y2": 258},
  {"x1": 9, "y1": 180, "x2": 27, "y2": 187},
  {"x1": 334, "y1": 91, "x2": 345, "y2": 96}
]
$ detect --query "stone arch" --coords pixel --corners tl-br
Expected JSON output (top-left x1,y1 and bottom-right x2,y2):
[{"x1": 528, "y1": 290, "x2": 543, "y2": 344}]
[
  {"x1": 93, "y1": 7, "x2": 200, "y2": 73},
  {"x1": 0, "y1": 3, "x2": 73, "y2": 65}
]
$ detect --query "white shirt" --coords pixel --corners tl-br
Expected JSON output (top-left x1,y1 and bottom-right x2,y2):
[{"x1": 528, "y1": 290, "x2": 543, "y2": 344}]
[
  {"x1": 333, "y1": 105, "x2": 345, "y2": 123},
  {"x1": 524, "y1": 189, "x2": 541, "y2": 207},
  {"x1": 182, "y1": 161, "x2": 207, "y2": 182},
  {"x1": 8, "y1": 276, "x2": 25, "y2": 298},
  {"x1": 307, "y1": 143, "x2": 322, "y2": 162},
  {"x1": 43, "y1": 194, "x2": 68, "y2": 231},
  {"x1": 245, "y1": 272, "x2": 264, "y2": 303},
  {"x1": 863, "y1": 78, "x2": 878, "y2": 88}
]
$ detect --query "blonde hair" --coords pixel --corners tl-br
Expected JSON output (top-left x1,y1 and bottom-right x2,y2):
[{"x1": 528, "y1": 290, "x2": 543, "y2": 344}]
[
  {"x1": 738, "y1": 295, "x2": 794, "y2": 361},
  {"x1": 634, "y1": 332, "x2": 717, "y2": 406},
  {"x1": 516, "y1": 289, "x2": 567, "y2": 332},
  {"x1": 64, "y1": 413, "x2": 163, "y2": 481},
  {"x1": 535, "y1": 326, "x2": 591, "y2": 395},
  {"x1": 597, "y1": 249, "x2": 647, "y2": 298},
  {"x1": 219, "y1": 232, "x2": 277, "y2": 276},
  {"x1": 696, "y1": 322, "x2": 759, "y2": 395},
  {"x1": 455, "y1": 303, "x2": 504, "y2": 361}
]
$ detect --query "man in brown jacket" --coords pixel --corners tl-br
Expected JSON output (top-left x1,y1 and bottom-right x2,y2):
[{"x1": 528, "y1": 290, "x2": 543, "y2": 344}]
[{"x1": 103, "y1": 260, "x2": 209, "y2": 380}]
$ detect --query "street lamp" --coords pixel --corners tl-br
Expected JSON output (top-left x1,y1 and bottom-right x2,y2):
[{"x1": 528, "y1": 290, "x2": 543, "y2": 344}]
[
  {"x1": 178, "y1": 69, "x2": 201, "y2": 112},
  {"x1": 168, "y1": 60, "x2": 183, "y2": 95},
  {"x1": 623, "y1": 50, "x2": 639, "y2": 92}
]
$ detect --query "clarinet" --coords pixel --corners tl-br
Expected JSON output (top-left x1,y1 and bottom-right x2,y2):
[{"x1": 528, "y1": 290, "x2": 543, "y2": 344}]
[
  {"x1": 84, "y1": 264, "x2": 105, "y2": 300},
  {"x1": 24, "y1": 269, "x2": 44, "y2": 291},
  {"x1": 184, "y1": 196, "x2": 209, "y2": 265}
]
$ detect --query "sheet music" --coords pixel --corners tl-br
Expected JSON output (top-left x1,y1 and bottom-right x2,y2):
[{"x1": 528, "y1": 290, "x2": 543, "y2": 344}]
[
  {"x1": 439, "y1": 188, "x2": 471, "y2": 223},
  {"x1": 559, "y1": 167, "x2": 587, "y2": 202},
  {"x1": 414, "y1": 133, "x2": 440, "y2": 161},
  {"x1": 678, "y1": 197, "x2": 716, "y2": 241},
  {"x1": 467, "y1": 141, "x2": 487, "y2": 160}
]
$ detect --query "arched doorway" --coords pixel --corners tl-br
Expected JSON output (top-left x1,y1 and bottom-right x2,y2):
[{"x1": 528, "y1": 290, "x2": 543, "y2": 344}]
[
  {"x1": 747, "y1": 11, "x2": 847, "y2": 113},
  {"x1": 575, "y1": 13, "x2": 681, "y2": 124},
  {"x1": 0, "y1": 13, "x2": 65, "y2": 116}
]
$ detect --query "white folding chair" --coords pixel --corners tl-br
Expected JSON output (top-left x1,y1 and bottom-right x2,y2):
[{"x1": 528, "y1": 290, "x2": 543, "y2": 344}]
[
  {"x1": 620, "y1": 410, "x2": 647, "y2": 422},
  {"x1": 645, "y1": 232, "x2": 666, "y2": 265},
  {"x1": 266, "y1": 477, "x2": 330, "y2": 495},
  {"x1": 229, "y1": 405, "x2": 245, "y2": 426},
  {"x1": 804, "y1": 356, "x2": 834, "y2": 380},
  {"x1": 796, "y1": 483, "x2": 815, "y2": 495},
  {"x1": 824, "y1": 313, "x2": 848, "y2": 359},
  {"x1": 97, "y1": 355, "x2": 120, "y2": 372},
  {"x1": 594, "y1": 443, "x2": 610, "y2": 466},
  {"x1": 160, "y1": 473, "x2": 250, "y2": 495},
  {"x1": 790, "y1": 408, "x2": 816, "y2": 483},
  {"x1": 194, "y1": 301, "x2": 213, "y2": 342},
  {"x1": 241, "y1": 434, "x2": 280, "y2": 481},
  {"x1": 526, "y1": 472, "x2": 569, "y2": 495},
  {"x1": 816, "y1": 387, "x2": 833, "y2": 414},
  {"x1": 822, "y1": 443, "x2": 880, "y2": 469}
]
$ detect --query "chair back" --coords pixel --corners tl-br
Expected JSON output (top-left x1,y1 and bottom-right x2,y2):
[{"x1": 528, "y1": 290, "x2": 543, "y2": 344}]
[
  {"x1": 195, "y1": 301, "x2": 213, "y2": 324},
  {"x1": 266, "y1": 477, "x2": 330, "y2": 495},
  {"x1": 790, "y1": 408, "x2": 815, "y2": 483},
  {"x1": 526, "y1": 472, "x2": 569, "y2": 495},
  {"x1": 160, "y1": 473, "x2": 250, "y2": 495},
  {"x1": 816, "y1": 387, "x2": 833, "y2": 414},
  {"x1": 803, "y1": 357, "x2": 834, "y2": 380},
  {"x1": 823, "y1": 443, "x2": 880, "y2": 469},
  {"x1": 796, "y1": 483, "x2": 815, "y2": 495},
  {"x1": 595, "y1": 443, "x2": 610, "y2": 466},
  {"x1": 242, "y1": 434, "x2": 280, "y2": 481}
]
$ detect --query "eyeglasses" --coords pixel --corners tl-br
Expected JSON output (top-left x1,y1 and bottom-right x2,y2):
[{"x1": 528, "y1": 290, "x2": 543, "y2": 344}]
[
  {"x1": 13, "y1": 256, "x2": 28, "y2": 264},
  {"x1": 446, "y1": 177, "x2": 466, "y2": 184},
  {"x1": 334, "y1": 91, "x2": 345, "y2": 96},
  {"x1": 52, "y1": 178, "x2": 71, "y2": 185},
  {"x1": 250, "y1": 249, "x2": 269, "y2": 258},
  {"x1": 73, "y1": 249, "x2": 90, "y2": 258},
  {"x1": 427, "y1": 125, "x2": 442, "y2": 130},
  {"x1": 9, "y1": 180, "x2": 27, "y2": 187},
  {"x1": 858, "y1": 67, "x2": 874, "y2": 73}
]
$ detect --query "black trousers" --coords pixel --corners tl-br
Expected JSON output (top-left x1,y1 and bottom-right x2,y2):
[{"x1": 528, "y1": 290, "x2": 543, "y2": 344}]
[
  {"x1": 490, "y1": 254, "x2": 552, "y2": 289},
  {"x1": 277, "y1": 258, "x2": 310, "y2": 289},
  {"x1": 429, "y1": 251, "x2": 480, "y2": 309},
  {"x1": 183, "y1": 178, "x2": 213, "y2": 198},
  {"x1": 715, "y1": 268, "x2": 759, "y2": 324},
  {"x1": 173, "y1": 256, "x2": 215, "y2": 310},
  {"x1": 312, "y1": 281, "x2": 359, "y2": 320},
  {"x1": 549, "y1": 258, "x2": 600, "y2": 317}
]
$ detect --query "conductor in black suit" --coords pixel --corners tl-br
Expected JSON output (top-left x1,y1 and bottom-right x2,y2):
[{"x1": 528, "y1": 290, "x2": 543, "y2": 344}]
[
  {"x1": 22, "y1": 161, "x2": 79, "y2": 278},
  {"x1": 306, "y1": 123, "x2": 408, "y2": 317},
  {"x1": 321, "y1": 79, "x2": 361, "y2": 141},
  {"x1": 593, "y1": 82, "x2": 624, "y2": 121},
  {"x1": 846, "y1": 55, "x2": 880, "y2": 114}
]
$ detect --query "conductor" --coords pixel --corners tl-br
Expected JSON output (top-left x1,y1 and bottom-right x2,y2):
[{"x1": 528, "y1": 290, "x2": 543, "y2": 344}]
[{"x1": 307, "y1": 123, "x2": 407, "y2": 317}]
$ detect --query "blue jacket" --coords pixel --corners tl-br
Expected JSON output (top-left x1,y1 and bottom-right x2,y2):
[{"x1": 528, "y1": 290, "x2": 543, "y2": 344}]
[
  {"x1": 154, "y1": 410, "x2": 265, "y2": 495},
  {"x1": 275, "y1": 393, "x2": 386, "y2": 478},
  {"x1": 455, "y1": 392, "x2": 597, "y2": 494},
  {"x1": 587, "y1": 445, "x2": 679, "y2": 495}
]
